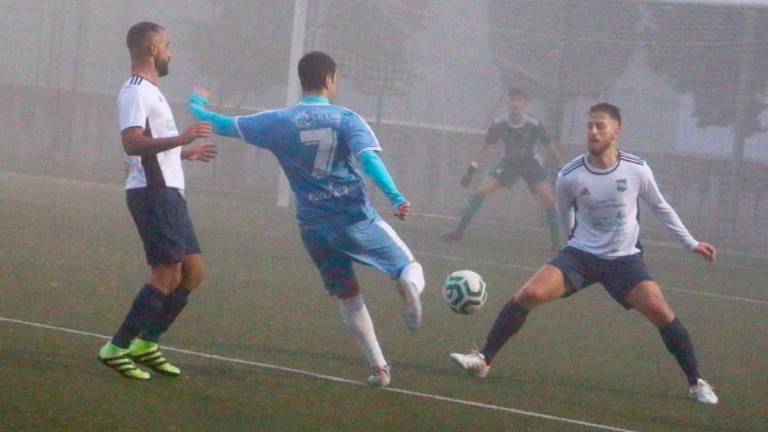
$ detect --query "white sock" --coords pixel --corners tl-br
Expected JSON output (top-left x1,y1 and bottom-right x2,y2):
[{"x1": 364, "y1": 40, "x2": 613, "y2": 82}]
[
  {"x1": 339, "y1": 294, "x2": 387, "y2": 368},
  {"x1": 398, "y1": 262, "x2": 425, "y2": 295}
]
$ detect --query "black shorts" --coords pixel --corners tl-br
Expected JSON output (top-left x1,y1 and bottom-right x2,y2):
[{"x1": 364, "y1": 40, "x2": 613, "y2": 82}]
[
  {"x1": 490, "y1": 158, "x2": 547, "y2": 191},
  {"x1": 127, "y1": 187, "x2": 201, "y2": 266},
  {"x1": 548, "y1": 246, "x2": 654, "y2": 309}
]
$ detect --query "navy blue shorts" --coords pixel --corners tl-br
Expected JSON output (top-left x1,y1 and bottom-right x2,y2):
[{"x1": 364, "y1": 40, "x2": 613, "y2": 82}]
[
  {"x1": 300, "y1": 214, "x2": 413, "y2": 296},
  {"x1": 126, "y1": 187, "x2": 201, "y2": 266},
  {"x1": 548, "y1": 246, "x2": 654, "y2": 309}
]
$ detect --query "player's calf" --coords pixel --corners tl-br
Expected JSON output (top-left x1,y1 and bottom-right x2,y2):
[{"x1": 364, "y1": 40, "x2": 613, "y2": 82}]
[{"x1": 397, "y1": 262, "x2": 425, "y2": 330}]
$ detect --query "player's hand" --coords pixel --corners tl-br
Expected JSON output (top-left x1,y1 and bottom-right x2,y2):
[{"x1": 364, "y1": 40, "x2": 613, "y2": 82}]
[
  {"x1": 192, "y1": 86, "x2": 211, "y2": 100},
  {"x1": 181, "y1": 122, "x2": 213, "y2": 144},
  {"x1": 394, "y1": 201, "x2": 411, "y2": 221},
  {"x1": 693, "y1": 241, "x2": 716, "y2": 263},
  {"x1": 184, "y1": 141, "x2": 218, "y2": 162},
  {"x1": 460, "y1": 163, "x2": 478, "y2": 188}
]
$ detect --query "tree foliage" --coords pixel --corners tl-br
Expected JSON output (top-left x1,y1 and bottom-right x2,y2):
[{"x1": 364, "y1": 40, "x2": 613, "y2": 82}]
[
  {"x1": 644, "y1": 4, "x2": 768, "y2": 142},
  {"x1": 192, "y1": 1, "x2": 293, "y2": 106},
  {"x1": 487, "y1": 0, "x2": 641, "y2": 100}
]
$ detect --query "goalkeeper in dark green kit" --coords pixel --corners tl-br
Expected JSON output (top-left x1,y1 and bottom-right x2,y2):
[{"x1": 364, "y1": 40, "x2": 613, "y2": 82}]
[{"x1": 442, "y1": 88, "x2": 563, "y2": 251}]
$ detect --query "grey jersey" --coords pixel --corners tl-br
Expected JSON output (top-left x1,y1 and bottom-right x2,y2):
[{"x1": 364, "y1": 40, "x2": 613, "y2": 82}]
[{"x1": 556, "y1": 151, "x2": 698, "y2": 258}]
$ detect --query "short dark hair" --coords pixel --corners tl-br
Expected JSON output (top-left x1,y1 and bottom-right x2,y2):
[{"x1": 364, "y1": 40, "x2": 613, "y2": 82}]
[
  {"x1": 126, "y1": 21, "x2": 164, "y2": 58},
  {"x1": 589, "y1": 103, "x2": 622, "y2": 125},
  {"x1": 298, "y1": 51, "x2": 336, "y2": 92},
  {"x1": 508, "y1": 88, "x2": 529, "y2": 101}
]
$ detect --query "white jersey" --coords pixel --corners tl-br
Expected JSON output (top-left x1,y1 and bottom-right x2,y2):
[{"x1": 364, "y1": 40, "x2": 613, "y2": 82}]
[
  {"x1": 556, "y1": 151, "x2": 698, "y2": 258},
  {"x1": 118, "y1": 74, "x2": 184, "y2": 190}
]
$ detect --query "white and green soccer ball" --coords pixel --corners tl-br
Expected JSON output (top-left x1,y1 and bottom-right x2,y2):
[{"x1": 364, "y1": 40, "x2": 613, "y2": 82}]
[{"x1": 443, "y1": 270, "x2": 487, "y2": 315}]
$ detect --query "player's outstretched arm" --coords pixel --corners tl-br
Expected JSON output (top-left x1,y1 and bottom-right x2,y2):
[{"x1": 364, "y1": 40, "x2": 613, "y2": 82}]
[
  {"x1": 357, "y1": 150, "x2": 409, "y2": 219},
  {"x1": 639, "y1": 164, "x2": 700, "y2": 252},
  {"x1": 122, "y1": 122, "x2": 212, "y2": 157},
  {"x1": 187, "y1": 88, "x2": 241, "y2": 138}
]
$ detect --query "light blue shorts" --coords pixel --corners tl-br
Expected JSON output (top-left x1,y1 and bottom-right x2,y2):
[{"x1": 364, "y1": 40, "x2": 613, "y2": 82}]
[{"x1": 300, "y1": 214, "x2": 414, "y2": 296}]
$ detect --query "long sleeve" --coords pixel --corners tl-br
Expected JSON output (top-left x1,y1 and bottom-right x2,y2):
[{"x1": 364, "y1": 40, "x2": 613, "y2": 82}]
[
  {"x1": 555, "y1": 173, "x2": 575, "y2": 235},
  {"x1": 640, "y1": 165, "x2": 698, "y2": 250},
  {"x1": 187, "y1": 93, "x2": 241, "y2": 138},
  {"x1": 357, "y1": 150, "x2": 407, "y2": 207}
]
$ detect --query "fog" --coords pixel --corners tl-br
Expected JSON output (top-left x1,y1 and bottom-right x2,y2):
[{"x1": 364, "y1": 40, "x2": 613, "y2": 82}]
[{"x1": 1, "y1": 0, "x2": 766, "y2": 254}]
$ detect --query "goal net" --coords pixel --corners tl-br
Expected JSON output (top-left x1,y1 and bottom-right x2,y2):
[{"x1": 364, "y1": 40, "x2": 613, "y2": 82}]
[{"x1": 0, "y1": 0, "x2": 766, "y2": 255}]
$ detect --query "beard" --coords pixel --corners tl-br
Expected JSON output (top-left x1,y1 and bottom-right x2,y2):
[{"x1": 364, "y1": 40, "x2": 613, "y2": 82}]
[
  {"x1": 587, "y1": 139, "x2": 610, "y2": 156},
  {"x1": 156, "y1": 59, "x2": 169, "y2": 77}
]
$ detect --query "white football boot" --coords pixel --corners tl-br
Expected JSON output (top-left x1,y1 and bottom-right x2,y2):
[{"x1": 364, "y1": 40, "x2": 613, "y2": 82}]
[
  {"x1": 688, "y1": 379, "x2": 718, "y2": 405},
  {"x1": 367, "y1": 365, "x2": 391, "y2": 387},
  {"x1": 450, "y1": 349, "x2": 490, "y2": 378}
]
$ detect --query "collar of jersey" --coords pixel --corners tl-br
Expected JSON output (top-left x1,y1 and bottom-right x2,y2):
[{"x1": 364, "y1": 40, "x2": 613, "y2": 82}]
[
  {"x1": 506, "y1": 113, "x2": 527, "y2": 128},
  {"x1": 583, "y1": 153, "x2": 621, "y2": 175},
  {"x1": 300, "y1": 96, "x2": 330, "y2": 105}
]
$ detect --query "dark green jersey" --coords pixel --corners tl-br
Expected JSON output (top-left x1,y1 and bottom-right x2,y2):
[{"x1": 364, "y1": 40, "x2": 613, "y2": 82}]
[{"x1": 485, "y1": 114, "x2": 550, "y2": 162}]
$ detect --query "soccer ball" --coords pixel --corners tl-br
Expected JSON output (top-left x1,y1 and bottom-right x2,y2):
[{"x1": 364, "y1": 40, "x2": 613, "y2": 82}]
[{"x1": 443, "y1": 270, "x2": 487, "y2": 315}]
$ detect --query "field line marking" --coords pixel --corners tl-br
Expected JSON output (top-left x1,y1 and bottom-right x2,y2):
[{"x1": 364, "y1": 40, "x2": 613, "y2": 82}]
[
  {"x1": 2, "y1": 193, "x2": 765, "y2": 306},
  {"x1": 413, "y1": 251, "x2": 768, "y2": 306},
  {"x1": 0, "y1": 315, "x2": 639, "y2": 432}
]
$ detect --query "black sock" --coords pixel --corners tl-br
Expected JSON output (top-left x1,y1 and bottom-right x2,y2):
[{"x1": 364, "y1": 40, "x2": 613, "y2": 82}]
[
  {"x1": 112, "y1": 284, "x2": 166, "y2": 349},
  {"x1": 142, "y1": 288, "x2": 190, "y2": 343},
  {"x1": 659, "y1": 317, "x2": 700, "y2": 385},
  {"x1": 481, "y1": 301, "x2": 529, "y2": 363}
]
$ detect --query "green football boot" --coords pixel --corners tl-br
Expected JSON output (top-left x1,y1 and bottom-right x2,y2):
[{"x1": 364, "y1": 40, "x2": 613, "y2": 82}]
[
  {"x1": 129, "y1": 339, "x2": 181, "y2": 377},
  {"x1": 98, "y1": 342, "x2": 151, "y2": 380}
]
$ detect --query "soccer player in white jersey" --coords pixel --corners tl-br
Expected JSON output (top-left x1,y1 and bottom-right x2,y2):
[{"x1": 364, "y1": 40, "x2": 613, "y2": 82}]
[
  {"x1": 98, "y1": 22, "x2": 217, "y2": 380},
  {"x1": 451, "y1": 103, "x2": 719, "y2": 404}
]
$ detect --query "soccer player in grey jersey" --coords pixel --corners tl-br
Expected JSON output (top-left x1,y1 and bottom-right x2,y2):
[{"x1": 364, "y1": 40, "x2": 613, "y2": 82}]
[{"x1": 451, "y1": 103, "x2": 719, "y2": 405}]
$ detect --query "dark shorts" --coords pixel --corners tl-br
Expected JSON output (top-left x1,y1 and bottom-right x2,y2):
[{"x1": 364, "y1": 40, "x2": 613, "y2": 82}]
[
  {"x1": 126, "y1": 187, "x2": 201, "y2": 266},
  {"x1": 490, "y1": 157, "x2": 547, "y2": 191},
  {"x1": 548, "y1": 246, "x2": 654, "y2": 309}
]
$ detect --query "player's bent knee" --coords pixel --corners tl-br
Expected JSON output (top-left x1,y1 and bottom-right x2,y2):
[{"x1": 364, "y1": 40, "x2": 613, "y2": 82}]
[
  {"x1": 151, "y1": 264, "x2": 183, "y2": 294},
  {"x1": 629, "y1": 282, "x2": 675, "y2": 326},
  {"x1": 514, "y1": 286, "x2": 551, "y2": 309},
  {"x1": 180, "y1": 254, "x2": 206, "y2": 291},
  {"x1": 513, "y1": 265, "x2": 565, "y2": 309},
  {"x1": 643, "y1": 301, "x2": 675, "y2": 326},
  {"x1": 398, "y1": 261, "x2": 425, "y2": 293}
]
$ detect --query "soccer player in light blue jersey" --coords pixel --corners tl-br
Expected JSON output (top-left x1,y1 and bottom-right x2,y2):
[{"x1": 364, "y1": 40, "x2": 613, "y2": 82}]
[{"x1": 187, "y1": 51, "x2": 425, "y2": 387}]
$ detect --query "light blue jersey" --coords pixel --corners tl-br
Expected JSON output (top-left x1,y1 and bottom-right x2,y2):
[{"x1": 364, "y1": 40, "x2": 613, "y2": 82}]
[
  {"x1": 188, "y1": 93, "x2": 414, "y2": 285},
  {"x1": 235, "y1": 97, "x2": 383, "y2": 230}
]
